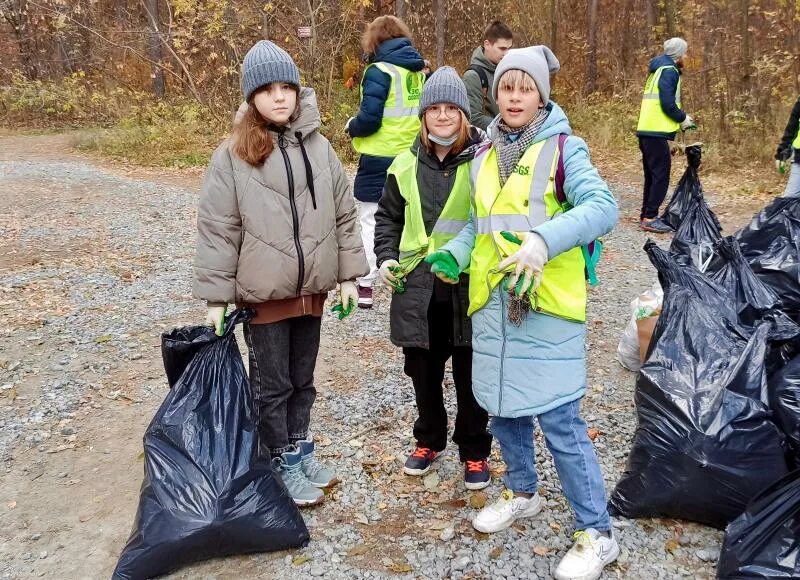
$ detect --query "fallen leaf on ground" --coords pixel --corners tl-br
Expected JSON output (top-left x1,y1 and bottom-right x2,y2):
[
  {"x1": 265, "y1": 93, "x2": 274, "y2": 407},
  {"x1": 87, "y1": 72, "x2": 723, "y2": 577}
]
[
  {"x1": 136, "y1": 451, "x2": 144, "y2": 461},
  {"x1": 354, "y1": 513, "x2": 368, "y2": 525},
  {"x1": 7, "y1": 501, "x2": 16, "y2": 510},
  {"x1": 549, "y1": 521, "x2": 561, "y2": 532},
  {"x1": 422, "y1": 471, "x2": 440, "y2": 490},
  {"x1": 533, "y1": 545, "x2": 549, "y2": 556},
  {"x1": 347, "y1": 544, "x2": 370, "y2": 557},
  {"x1": 438, "y1": 497, "x2": 467, "y2": 509},
  {"x1": 665, "y1": 539, "x2": 680, "y2": 554},
  {"x1": 489, "y1": 546, "x2": 504, "y2": 559},
  {"x1": 292, "y1": 555, "x2": 311, "y2": 566},
  {"x1": 79, "y1": 515, "x2": 93, "y2": 522},
  {"x1": 587, "y1": 427, "x2": 602, "y2": 441},
  {"x1": 425, "y1": 519, "x2": 451, "y2": 530},
  {"x1": 469, "y1": 492, "x2": 487, "y2": 509},
  {"x1": 388, "y1": 562, "x2": 412, "y2": 573}
]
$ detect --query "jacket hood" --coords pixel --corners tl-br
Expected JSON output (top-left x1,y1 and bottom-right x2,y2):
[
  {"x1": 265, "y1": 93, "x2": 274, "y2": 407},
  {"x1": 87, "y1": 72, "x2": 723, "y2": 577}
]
[
  {"x1": 411, "y1": 126, "x2": 487, "y2": 170},
  {"x1": 372, "y1": 37, "x2": 425, "y2": 71},
  {"x1": 649, "y1": 54, "x2": 678, "y2": 73},
  {"x1": 469, "y1": 46, "x2": 497, "y2": 73},
  {"x1": 279, "y1": 87, "x2": 320, "y2": 144},
  {"x1": 486, "y1": 102, "x2": 572, "y2": 144}
]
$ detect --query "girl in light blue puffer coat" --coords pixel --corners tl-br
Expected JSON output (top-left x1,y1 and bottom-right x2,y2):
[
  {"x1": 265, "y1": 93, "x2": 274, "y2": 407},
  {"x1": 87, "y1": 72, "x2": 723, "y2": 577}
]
[{"x1": 426, "y1": 46, "x2": 618, "y2": 580}]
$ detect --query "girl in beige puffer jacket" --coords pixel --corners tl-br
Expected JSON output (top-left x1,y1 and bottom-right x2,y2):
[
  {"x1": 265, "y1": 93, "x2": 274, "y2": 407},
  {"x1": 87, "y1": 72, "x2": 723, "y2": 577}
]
[{"x1": 193, "y1": 40, "x2": 368, "y2": 507}]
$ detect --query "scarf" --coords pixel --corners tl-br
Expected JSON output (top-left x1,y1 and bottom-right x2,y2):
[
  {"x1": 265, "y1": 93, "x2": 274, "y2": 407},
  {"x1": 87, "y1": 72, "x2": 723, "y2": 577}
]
[{"x1": 494, "y1": 107, "x2": 550, "y2": 186}]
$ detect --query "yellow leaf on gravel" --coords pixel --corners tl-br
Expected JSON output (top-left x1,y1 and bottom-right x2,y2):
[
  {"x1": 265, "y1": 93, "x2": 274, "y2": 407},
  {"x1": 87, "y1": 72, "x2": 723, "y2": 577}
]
[
  {"x1": 292, "y1": 555, "x2": 311, "y2": 566},
  {"x1": 469, "y1": 492, "x2": 487, "y2": 509},
  {"x1": 665, "y1": 539, "x2": 680, "y2": 554}
]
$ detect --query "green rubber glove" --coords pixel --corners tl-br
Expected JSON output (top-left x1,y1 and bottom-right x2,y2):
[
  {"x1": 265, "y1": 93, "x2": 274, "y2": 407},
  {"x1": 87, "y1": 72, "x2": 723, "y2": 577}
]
[
  {"x1": 331, "y1": 281, "x2": 357, "y2": 319},
  {"x1": 389, "y1": 265, "x2": 406, "y2": 293},
  {"x1": 424, "y1": 251, "x2": 460, "y2": 284}
]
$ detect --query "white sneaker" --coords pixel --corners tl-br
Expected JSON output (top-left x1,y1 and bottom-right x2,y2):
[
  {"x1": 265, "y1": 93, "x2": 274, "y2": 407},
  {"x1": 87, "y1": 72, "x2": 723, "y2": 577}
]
[
  {"x1": 472, "y1": 489, "x2": 543, "y2": 533},
  {"x1": 554, "y1": 528, "x2": 620, "y2": 580}
]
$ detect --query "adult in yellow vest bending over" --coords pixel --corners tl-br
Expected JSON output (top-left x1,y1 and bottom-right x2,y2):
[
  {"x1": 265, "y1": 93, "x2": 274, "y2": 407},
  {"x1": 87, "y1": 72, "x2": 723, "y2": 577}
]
[
  {"x1": 427, "y1": 46, "x2": 619, "y2": 580},
  {"x1": 373, "y1": 67, "x2": 492, "y2": 490},
  {"x1": 636, "y1": 37, "x2": 696, "y2": 233},
  {"x1": 345, "y1": 16, "x2": 426, "y2": 308},
  {"x1": 775, "y1": 95, "x2": 800, "y2": 197}
]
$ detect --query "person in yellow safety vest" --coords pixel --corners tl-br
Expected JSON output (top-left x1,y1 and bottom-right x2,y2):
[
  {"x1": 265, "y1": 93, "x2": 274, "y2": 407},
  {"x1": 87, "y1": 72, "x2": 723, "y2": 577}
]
[
  {"x1": 372, "y1": 67, "x2": 493, "y2": 491},
  {"x1": 775, "y1": 95, "x2": 800, "y2": 197},
  {"x1": 636, "y1": 37, "x2": 696, "y2": 233},
  {"x1": 344, "y1": 15, "x2": 426, "y2": 309},
  {"x1": 425, "y1": 46, "x2": 619, "y2": 580}
]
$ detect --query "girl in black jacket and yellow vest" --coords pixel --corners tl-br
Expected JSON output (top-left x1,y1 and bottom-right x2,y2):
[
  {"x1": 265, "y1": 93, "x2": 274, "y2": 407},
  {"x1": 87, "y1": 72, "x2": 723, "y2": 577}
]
[{"x1": 373, "y1": 67, "x2": 493, "y2": 490}]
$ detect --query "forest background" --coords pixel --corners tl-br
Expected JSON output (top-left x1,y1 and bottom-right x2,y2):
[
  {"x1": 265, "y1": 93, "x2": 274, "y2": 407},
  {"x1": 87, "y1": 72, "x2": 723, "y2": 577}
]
[{"x1": 2, "y1": 0, "x2": 799, "y2": 193}]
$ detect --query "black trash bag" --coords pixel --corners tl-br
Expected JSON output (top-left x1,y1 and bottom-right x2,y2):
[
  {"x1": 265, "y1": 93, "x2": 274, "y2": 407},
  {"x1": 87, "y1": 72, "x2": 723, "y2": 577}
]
[
  {"x1": 669, "y1": 194, "x2": 723, "y2": 270},
  {"x1": 608, "y1": 285, "x2": 790, "y2": 529},
  {"x1": 768, "y1": 355, "x2": 800, "y2": 467},
  {"x1": 161, "y1": 324, "x2": 217, "y2": 387},
  {"x1": 644, "y1": 240, "x2": 737, "y2": 330},
  {"x1": 705, "y1": 236, "x2": 782, "y2": 325},
  {"x1": 717, "y1": 469, "x2": 800, "y2": 579},
  {"x1": 660, "y1": 144, "x2": 703, "y2": 230},
  {"x1": 736, "y1": 196, "x2": 800, "y2": 320},
  {"x1": 114, "y1": 309, "x2": 309, "y2": 580}
]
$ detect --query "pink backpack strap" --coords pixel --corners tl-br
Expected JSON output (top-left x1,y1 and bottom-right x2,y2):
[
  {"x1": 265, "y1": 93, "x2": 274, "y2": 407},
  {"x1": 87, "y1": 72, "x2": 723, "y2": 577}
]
[{"x1": 555, "y1": 133, "x2": 568, "y2": 205}]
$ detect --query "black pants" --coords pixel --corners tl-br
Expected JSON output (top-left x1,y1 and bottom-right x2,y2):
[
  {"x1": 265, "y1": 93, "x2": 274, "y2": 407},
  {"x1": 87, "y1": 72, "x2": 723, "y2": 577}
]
[
  {"x1": 639, "y1": 136, "x2": 672, "y2": 220},
  {"x1": 244, "y1": 316, "x2": 321, "y2": 458},
  {"x1": 403, "y1": 295, "x2": 492, "y2": 462}
]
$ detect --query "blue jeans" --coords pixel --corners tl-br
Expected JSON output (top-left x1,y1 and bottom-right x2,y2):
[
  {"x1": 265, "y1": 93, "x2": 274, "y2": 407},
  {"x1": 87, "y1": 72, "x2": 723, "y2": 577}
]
[
  {"x1": 785, "y1": 162, "x2": 800, "y2": 197},
  {"x1": 491, "y1": 398, "x2": 611, "y2": 532}
]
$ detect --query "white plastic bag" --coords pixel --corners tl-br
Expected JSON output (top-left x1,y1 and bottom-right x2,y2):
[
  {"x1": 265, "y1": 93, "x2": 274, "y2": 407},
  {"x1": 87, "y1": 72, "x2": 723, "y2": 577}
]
[{"x1": 617, "y1": 282, "x2": 663, "y2": 371}]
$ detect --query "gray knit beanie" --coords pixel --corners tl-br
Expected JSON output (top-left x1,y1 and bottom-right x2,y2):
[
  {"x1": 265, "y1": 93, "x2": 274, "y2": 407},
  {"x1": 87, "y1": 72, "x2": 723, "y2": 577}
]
[
  {"x1": 418, "y1": 66, "x2": 470, "y2": 118},
  {"x1": 663, "y1": 37, "x2": 688, "y2": 60},
  {"x1": 241, "y1": 41, "x2": 301, "y2": 102},
  {"x1": 492, "y1": 45, "x2": 560, "y2": 104}
]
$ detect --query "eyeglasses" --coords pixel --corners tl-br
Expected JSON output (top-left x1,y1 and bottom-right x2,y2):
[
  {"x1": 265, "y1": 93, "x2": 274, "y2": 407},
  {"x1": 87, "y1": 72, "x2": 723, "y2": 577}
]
[{"x1": 425, "y1": 105, "x2": 460, "y2": 119}]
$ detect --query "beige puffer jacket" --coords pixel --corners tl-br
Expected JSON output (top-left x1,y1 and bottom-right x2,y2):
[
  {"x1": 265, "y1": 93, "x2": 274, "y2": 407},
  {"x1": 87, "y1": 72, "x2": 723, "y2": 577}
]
[{"x1": 193, "y1": 88, "x2": 368, "y2": 304}]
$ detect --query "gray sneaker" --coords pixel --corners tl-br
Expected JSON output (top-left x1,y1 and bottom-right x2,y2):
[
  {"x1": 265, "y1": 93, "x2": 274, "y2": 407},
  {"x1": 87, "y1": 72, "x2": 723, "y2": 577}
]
[
  {"x1": 274, "y1": 448, "x2": 324, "y2": 507},
  {"x1": 298, "y1": 436, "x2": 339, "y2": 488}
]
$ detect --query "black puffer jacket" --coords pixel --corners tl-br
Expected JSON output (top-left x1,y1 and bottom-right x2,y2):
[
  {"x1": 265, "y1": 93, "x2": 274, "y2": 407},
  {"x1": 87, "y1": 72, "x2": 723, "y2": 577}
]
[{"x1": 374, "y1": 127, "x2": 485, "y2": 349}]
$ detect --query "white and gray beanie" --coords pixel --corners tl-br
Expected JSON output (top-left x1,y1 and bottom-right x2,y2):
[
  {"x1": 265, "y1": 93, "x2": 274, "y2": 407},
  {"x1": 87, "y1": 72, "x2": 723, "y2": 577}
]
[
  {"x1": 241, "y1": 41, "x2": 301, "y2": 102},
  {"x1": 492, "y1": 45, "x2": 560, "y2": 105},
  {"x1": 418, "y1": 66, "x2": 470, "y2": 118}
]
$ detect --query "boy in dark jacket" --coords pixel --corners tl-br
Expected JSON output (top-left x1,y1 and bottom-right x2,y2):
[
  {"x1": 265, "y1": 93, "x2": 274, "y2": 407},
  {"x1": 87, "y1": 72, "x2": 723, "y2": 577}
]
[
  {"x1": 636, "y1": 37, "x2": 696, "y2": 233},
  {"x1": 775, "y1": 96, "x2": 800, "y2": 197},
  {"x1": 374, "y1": 67, "x2": 492, "y2": 490}
]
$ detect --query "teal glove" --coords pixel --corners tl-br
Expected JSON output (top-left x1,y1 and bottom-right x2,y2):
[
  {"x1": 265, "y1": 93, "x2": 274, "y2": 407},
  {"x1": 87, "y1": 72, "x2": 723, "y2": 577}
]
[{"x1": 424, "y1": 251, "x2": 460, "y2": 284}]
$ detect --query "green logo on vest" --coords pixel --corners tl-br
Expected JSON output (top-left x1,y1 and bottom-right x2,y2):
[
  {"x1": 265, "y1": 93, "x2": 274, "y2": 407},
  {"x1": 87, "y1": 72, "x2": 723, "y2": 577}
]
[
  {"x1": 406, "y1": 72, "x2": 421, "y2": 100},
  {"x1": 512, "y1": 165, "x2": 530, "y2": 176}
]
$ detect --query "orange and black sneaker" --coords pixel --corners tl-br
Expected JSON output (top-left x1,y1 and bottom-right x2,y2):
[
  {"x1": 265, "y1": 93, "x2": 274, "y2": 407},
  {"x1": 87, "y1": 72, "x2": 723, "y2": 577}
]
[
  {"x1": 464, "y1": 459, "x2": 490, "y2": 490},
  {"x1": 403, "y1": 445, "x2": 439, "y2": 476}
]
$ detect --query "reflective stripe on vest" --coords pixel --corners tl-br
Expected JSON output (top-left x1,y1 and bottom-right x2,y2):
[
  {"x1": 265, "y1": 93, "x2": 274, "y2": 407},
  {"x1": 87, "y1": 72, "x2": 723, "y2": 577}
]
[
  {"x1": 636, "y1": 65, "x2": 682, "y2": 134},
  {"x1": 468, "y1": 136, "x2": 587, "y2": 321},
  {"x1": 387, "y1": 150, "x2": 472, "y2": 274},
  {"x1": 794, "y1": 127, "x2": 800, "y2": 150},
  {"x1": 352, "y1": 63, "x2": 425, "y2": 157}
]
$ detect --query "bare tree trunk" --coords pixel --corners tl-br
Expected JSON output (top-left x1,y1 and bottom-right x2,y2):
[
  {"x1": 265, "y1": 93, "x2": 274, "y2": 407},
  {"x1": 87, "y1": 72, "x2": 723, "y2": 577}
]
[
  {"x1": 664, "y1": 0, "x2": 676, "y2": 37},
  {"x1": 396, "y1": 0, "x2": 405, "y2": 19},
  {"x1": 585, "y1": 0, "x2": 598, "y2": 94},
  {"x1": 262, "y1": 11, "x2": 271, "y2": 40},
  {"x1": 145, "y1": 0, "x2": 165, "y2": 98},
  {"x1": 739, "y1": 0, "x2": 751, "y2": 98},
  {"x1": 435, "y1": 0, "x2": 446, "y2": 68}
]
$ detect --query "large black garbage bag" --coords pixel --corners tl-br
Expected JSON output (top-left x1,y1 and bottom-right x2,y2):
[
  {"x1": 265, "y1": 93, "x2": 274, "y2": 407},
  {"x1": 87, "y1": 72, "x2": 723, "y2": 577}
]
[
  {"x1": 768, "y1": 355, "x2": 800, "y2": 467},
  {"x1": 114, "y1": 309, "x2": 309, "y2": 580},
  {"x1": 660, "y1": 144, "x2": 703, "y2": 230},
  {"x1": 644, "y1": 240, "x2": 737, "y2": 328},
  {"x1": 608, "y1": 285, "x2": 790, "y2": 529},
  {"x1": 705, "y1": 236, "x2": 782, "y2": 325},
  {"x1": 736, "y1": 196, "x2": 800, "y2": 320},
  {"x1": 717, "y1": 470, "x2": 800, "y2": 579},
  {"x1": 161, "y1": 324, "x2": 217, "y2": 387},
  {"x1": 670, "y1": 194, "x2": 723, "y2": 270}
]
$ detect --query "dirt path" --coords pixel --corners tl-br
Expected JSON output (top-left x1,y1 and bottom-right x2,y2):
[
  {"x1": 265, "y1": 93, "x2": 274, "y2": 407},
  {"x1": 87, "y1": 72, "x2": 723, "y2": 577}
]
[{"x1": 0, "y1": 134, "x2": 774, "y2": 580}]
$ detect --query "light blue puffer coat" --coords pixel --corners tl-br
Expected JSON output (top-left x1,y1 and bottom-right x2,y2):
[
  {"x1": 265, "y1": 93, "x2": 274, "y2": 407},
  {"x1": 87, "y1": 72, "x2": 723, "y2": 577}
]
[{"x1": 442, "y1": 103, "x2": 618, "y2": 418}]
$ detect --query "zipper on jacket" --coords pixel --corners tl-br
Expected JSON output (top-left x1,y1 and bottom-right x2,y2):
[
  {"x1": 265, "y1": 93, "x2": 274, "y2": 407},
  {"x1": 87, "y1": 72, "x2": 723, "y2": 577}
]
[{"x1": 278, "y1": 131, "x2": 305, "y2": 297}]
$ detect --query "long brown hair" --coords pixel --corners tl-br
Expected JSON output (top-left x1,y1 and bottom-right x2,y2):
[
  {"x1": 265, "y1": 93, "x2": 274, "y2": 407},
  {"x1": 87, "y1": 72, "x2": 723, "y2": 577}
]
[
  {"x1": 361, "y1": 15, "x2": 412, "y2": 57},
  {"x1": 419, "y1": 110, "x2": 471, "y2": 157},
  {"x1": 231, "y1": 89, "x2": 298, "y2": 166}
]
